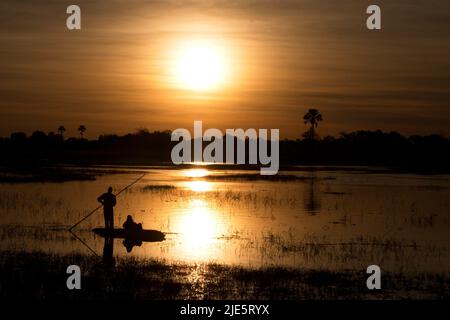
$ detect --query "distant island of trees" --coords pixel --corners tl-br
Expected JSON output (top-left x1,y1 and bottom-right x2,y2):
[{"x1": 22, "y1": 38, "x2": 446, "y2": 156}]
[{"x1": 1, "y1": 127, "x2": 449, "y2": 173}]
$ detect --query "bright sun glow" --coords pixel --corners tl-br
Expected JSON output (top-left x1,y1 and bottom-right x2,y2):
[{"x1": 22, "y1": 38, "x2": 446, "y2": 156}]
[
  {"x1": 175, "y1": 199, "x2": 224, "y2": 260},
  {"x1": 173, "y1": 40, "x2": 229, "y2": 91},
  {"x1": 184, "y1": 168, "x2": 209, "y2": 178},
  {"x1": 184, "y1": 180, "x2": 213, "y2": 192}
]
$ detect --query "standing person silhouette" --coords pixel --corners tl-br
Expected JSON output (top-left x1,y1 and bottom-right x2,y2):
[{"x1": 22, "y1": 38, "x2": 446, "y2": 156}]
[{"x1": 97, "y1": 187, "x2": 116, "y2": 231}]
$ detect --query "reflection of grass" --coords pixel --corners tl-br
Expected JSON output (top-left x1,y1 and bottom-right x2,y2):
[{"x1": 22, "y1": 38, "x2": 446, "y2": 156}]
[
  {"x1": 142, "y1": 185, "x2": 176, "y2": 192},
  {"x1": 260, "y1": 232, "x2": 424, "y2": 260},
  {"x1": 0, "y1": 190, "x2": 71, "y2": 227},
  {"x1": 0, "y1": 250, "x2": 448, "y2": 299},
  {"x1": 238, "y1": 230, "x2": 450, "y2": 277}
]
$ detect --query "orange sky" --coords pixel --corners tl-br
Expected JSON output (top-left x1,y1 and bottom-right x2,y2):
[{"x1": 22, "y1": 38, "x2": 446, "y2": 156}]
[{"x1": 1, "y1": 0, "x2": 449, "y2": 139}]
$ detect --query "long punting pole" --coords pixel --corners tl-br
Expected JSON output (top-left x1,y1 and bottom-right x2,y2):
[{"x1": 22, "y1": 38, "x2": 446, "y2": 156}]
[{"x1": 68, "y1": 173, "x2": 147, "y2": 231}]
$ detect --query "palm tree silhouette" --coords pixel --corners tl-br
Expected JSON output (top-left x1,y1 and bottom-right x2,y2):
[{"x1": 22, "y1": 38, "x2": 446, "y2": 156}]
[
  {"x1": 78, "y1": 125, "x2": 86, "y2": 138},
  {"x1": 303, "y1": 108, "x2": 323, "y2": 140},
  {"x1": 57, "y1": 125, "x2": 66, "y2": 139}
]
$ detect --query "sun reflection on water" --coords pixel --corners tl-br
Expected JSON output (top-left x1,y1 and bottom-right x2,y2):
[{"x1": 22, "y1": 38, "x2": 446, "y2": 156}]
[
  {"x1": 184, "y1": 168, "x2": 209, "y2": 178},
  {"x1": 174, "y1": 198, "x2": 225, "y2": 261},
  {"x1": 184, "y1": 180, "x2": 213, "y2": 192}
]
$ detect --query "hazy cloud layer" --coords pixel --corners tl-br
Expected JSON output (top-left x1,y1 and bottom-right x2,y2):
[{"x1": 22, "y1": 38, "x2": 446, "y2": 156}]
[{"x1": 0, "y1": 0, "x2": 449, "y2": 138}]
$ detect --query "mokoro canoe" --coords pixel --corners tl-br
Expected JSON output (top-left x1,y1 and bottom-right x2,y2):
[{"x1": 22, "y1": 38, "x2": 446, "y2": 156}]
[{"x1": 93, "y1": 228, "x2": 165, "y2": 242}]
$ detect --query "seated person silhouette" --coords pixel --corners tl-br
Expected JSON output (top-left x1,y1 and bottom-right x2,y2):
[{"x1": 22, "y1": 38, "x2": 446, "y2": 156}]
[
  {"x1": 123, "y1": 215, "x2": 143, "y2": 235},
  {"x1": 122, "y1": 215, "x2": 143, "y2": 252}
]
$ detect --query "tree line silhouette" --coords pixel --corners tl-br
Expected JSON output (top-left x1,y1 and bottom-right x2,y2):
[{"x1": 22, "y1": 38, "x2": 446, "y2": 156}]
[
  {"x1": 1, "y1": 128, "x2": 449, "y2": 172},
  {"x1": 1, "y1": 110, "x2": 449, "y2": 172},
  {"x1": 57, "y1": 125, "x2": 87, "y2": 138}
]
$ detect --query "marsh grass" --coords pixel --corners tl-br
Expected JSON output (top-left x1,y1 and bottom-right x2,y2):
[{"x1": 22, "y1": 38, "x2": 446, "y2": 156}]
[
  {"x1": 1, "y1": 168, "x2": 449, "y2": 298},
  {"x1": 0, "y1": 250, "x2": 448, "y2": 300},
  {"x1": 206, "y1": 174, "x2": 336, "y2": 182},
  {"x1": 142, "y1": 185, "x2": 176, "y2": 192},
  {"x1": 256, "y1": 231, "x2": 436, "y2": 269},
  {"x1": 140, "y1": 187, "x2": 305, "y2": 211}
]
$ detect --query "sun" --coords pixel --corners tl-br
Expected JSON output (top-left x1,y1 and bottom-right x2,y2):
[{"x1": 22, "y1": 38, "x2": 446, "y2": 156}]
[{"x1": 172, "y1": 40, "x2": 229, "y2": 92}]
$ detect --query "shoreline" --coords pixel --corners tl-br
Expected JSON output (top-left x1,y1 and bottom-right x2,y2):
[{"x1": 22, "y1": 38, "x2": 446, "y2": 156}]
[{"x1": 1, "y1": 164, "x2": 449, "y2": 184}]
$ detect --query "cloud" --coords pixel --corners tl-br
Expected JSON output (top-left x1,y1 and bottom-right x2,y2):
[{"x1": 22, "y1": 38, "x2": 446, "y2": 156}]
[{"x1": 0, "y1": 0, "x2": 449, "y2": 137}]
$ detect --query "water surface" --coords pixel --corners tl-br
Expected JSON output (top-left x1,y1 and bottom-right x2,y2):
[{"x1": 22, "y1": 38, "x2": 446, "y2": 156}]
[{"x1": 1, "y1": 167, "x2": 449, "y2": 273}]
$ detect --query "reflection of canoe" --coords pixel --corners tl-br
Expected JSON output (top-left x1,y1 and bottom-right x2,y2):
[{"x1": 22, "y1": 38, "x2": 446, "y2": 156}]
[{"x1": 92, "y1": 228, "x2": 165, "y2": 242}]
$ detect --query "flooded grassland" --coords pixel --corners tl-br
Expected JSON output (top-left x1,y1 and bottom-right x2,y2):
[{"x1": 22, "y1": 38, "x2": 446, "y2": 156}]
[{"x1": 0, "y1": 167, "x2": 449, "y2": 299}]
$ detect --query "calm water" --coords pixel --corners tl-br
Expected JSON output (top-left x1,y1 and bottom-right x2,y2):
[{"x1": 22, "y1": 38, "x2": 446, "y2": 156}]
[{"x1": 1, "y1": 167, "x2": 449, "y2": 273}]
